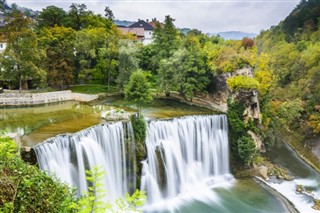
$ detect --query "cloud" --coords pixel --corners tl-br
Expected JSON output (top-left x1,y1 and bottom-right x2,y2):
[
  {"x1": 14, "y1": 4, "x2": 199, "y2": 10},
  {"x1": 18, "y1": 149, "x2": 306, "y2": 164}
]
[{"x1": 7, "y1": 0, "x2": 300, "y2": 33}]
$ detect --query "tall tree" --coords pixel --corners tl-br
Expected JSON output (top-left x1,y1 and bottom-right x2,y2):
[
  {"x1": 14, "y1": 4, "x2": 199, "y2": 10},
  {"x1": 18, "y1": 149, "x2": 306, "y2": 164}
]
[
  {"x1": 39, "y1": 26, "x2": 76, "y2": 90},
  {"x1": 67, "y1": 3, "x2": 91, "y2": 30},
  {"x1": 104, "y1": 6, "x2": 114, "y2": 21},
  {"x1": 0, "y1": 11, "x2": 45, "y2": 91},
  {"x1": 37, "y1": 6, "x2": 67, "y2": 29},
  {"x1": 116, "y1": 39, "x2": 139, "y2": 90},
  {"x1": 74, "y1": 28, "x2": 107, "y2": 86},
  {"x1": 125, "y1": 70, "x2": 152, "y2": 115},
  {"x1": 153, "y1": 15, "x2": 179, "y2": 60}
]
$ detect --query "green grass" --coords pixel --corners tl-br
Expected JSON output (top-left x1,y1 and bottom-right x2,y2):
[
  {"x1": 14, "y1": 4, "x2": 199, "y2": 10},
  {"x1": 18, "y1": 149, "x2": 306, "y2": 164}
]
[{"x1": 70, "y1": 84, "x2": 117, "y2": 94}]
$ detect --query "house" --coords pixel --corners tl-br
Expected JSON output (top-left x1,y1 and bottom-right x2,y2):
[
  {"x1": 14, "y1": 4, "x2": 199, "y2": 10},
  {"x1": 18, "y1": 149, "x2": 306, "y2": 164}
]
[
  {"x1": 0, "y1": 12, "x2": 7, "y2": 53},
  {"x1": 117, "y1": 19, "x2": 155, "y2": 45}
]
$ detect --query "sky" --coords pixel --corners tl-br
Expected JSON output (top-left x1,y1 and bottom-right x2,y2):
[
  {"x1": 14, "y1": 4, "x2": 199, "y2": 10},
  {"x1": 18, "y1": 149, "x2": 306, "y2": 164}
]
[{"x1": 7, "y1": 0, "x2": 300, "y2": 34}]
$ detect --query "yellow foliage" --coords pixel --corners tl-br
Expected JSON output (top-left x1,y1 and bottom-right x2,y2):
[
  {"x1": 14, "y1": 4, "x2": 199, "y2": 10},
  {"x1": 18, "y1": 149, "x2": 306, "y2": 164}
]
[
  {"x1": 307, "y1": 114, "x2": 320, "y2": 134},
  {"x1": 227, "y1": 76, "x2": 260, "y2": 91}
]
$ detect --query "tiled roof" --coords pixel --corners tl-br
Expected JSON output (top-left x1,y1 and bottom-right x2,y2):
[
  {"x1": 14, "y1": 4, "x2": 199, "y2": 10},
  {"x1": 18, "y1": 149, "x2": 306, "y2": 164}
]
[{"x1": 129, "y1": 20, "x2": 154, "y2": 31}]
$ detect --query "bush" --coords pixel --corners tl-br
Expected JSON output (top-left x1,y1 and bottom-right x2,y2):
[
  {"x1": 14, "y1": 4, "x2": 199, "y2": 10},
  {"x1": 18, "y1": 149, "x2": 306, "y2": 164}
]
[
  {"x1": 237, "y1": 136, "x2": 257, "y2": 166},
  {"x1": 227, "y1": 76, "x2": 260, "y2": 91},
  {"x1": 130, "y1": 113, "x2": 147, "y2": 144},
  {"x1": 0, "y1": 135, "x2": 77, "y2": 213}
]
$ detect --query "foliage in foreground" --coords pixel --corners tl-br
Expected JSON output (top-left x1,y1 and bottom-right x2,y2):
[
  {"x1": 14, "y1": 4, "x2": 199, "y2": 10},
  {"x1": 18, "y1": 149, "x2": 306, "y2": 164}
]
[
  {"x1": 0, "y1": 136, "x2": 76, "y2": 213},
  {"x1": 0, "y1": 135, "x2": 146, "y2": 213}
]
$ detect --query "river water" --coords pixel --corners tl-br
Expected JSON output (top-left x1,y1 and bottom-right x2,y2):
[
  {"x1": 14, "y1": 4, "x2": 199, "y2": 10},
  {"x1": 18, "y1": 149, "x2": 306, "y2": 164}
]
[{"x1": 1, "y1": 98, "x2": 291, "y2": 212}]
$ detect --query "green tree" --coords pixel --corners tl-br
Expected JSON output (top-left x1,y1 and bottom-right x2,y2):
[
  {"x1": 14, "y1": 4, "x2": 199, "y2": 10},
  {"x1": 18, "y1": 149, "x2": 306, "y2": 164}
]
[
  {"x1": 37, "y1": 6, "x2": 67, "y2": 29},
  {"x1": 39, "y1": 26, "x2": 76, "y2": 90},
  {"x1": 67, "y1": 3, "x2": 92, "y2": 30},
  {"x1": 0, "y1": 11, "x2": 45, "y2": 91},
  {"x1": 104, "y1": 6, "x2": 114, "y2": 21},
  {"x1": 116, "y1": 39, "x2": 139, "y2": 90},
  {"x1": 153, "y1": 15, "x2": 179, "y2": 60},
  {"x1": 124, "y1": 70, "x2": 152, "y2": 115},
  {"x1": 237, "y1": 136, "x2": 257, "y2": 165},
  {"x1": 74, "y1": 28, "x2": 108, "y2": 86}
]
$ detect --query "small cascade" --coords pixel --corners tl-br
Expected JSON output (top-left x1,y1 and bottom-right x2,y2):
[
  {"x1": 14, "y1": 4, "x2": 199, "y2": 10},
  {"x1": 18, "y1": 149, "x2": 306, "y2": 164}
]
[
  {"x1": 141, "y1": 115, "x2": 233, "y2": 207},
  {"x1": 33, "y1": 122, "x2": 136, "y2": 201}
]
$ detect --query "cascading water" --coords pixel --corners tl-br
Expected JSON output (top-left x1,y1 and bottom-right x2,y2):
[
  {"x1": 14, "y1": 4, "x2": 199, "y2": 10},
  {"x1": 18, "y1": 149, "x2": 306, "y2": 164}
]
[
  {"x1": 33, "y1": 122, "x2": 136, "y2": 201},
  {"x1": 141, "y1": 115, "x2": 233, "y2": 211},
  {"x1": 34, "y1": 114, "x2": 233, "y2": 210}
]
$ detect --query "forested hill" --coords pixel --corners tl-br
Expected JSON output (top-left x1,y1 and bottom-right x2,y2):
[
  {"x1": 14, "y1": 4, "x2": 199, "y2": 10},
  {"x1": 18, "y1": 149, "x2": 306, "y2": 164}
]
[
  {"x1": 254, "y1": 0, "x2": 320, "y2": 165},
  {"x1": 281, "y1": 0, "x2": 320, "y2": 40}
]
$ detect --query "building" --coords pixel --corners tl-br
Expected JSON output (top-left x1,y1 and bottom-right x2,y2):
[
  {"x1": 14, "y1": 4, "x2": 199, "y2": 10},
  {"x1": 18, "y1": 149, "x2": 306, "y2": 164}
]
[
  {"x1": 117, "y1": 19, "x2": 155, "y2": 45},
  {"x1": 0, "y1": 12, "x2": 7, "y2": 53}
]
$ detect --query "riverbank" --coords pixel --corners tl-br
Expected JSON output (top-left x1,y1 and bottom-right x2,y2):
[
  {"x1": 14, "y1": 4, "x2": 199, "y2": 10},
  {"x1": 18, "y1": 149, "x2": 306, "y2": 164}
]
[
  {"x1": 154, "y1": 92, "x2": 228, "y2": 113},
  {"x1": 279, "y1": 128, "x2": 320, "y2": 174},
  {"x1": 253, "y1": 177, "x2": 299, "y2": 213},
  {"x1": 0, "y1": 90, "x2": 98, "y2": 106}
]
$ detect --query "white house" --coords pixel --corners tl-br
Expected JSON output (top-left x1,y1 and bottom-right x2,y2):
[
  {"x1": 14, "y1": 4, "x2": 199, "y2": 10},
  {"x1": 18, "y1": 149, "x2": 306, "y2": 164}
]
[
  {"x1": 0, "y1": 42, "x2": 6, "y2": 53},
  {"x1": 119, "y1": 19, "x2": 155, "y2": 45}
]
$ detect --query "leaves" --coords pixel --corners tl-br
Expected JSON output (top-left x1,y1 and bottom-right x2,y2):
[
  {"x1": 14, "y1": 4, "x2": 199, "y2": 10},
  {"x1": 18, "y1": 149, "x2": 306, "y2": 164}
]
[{"x1": 227, "y1": 76, "x2": 260, "y2": 91}]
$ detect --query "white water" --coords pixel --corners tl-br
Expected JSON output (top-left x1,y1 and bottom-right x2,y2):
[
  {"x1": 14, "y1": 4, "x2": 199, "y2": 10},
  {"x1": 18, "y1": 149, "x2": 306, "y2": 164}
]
[
  {"x1": 34, "y1": 122, "x2": 136, "y2": 201},
  {"x1": 141, "y1": 115, "x2": 233, "y2": 210},
  {"x1": 34, "y1": 115, "x2": 233, "y2": 209}
]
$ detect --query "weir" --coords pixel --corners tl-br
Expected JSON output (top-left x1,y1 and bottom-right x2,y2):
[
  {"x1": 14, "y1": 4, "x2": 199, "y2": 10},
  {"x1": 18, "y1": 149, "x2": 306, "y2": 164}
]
[{"x1": 33, "y1": 115, "x2": 232, "y2": 208}]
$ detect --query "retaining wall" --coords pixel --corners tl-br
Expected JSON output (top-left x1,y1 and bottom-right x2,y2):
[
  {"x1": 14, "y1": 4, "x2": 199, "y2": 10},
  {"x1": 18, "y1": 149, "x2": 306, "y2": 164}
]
[{"x1": 0, "y1": 90, "x2": 98, "y2": 106}]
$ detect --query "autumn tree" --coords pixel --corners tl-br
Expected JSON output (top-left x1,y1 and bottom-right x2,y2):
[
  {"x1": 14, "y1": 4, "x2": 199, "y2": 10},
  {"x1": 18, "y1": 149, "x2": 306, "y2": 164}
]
[{"x1": 241, "y1": 37, "x2": 255, "y2": 50}]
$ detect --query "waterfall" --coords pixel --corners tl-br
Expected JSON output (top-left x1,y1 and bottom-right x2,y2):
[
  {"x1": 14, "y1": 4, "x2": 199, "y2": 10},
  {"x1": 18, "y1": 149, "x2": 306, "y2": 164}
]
[
  {"x1": 141, "y1": 115, "x2": 232, "y2": 209},
  {"x1": 34, "y1": 114, "x2": 232, "y2": 209},
  {"x1": 33, "y1": 122, "x2": 136, "y2": 201}
]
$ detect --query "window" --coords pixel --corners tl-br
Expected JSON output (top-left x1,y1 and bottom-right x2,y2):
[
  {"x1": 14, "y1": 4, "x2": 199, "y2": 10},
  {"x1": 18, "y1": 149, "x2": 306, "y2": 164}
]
[{"x1": 0, "y1": 44, "x2": 3, "y2": 48}]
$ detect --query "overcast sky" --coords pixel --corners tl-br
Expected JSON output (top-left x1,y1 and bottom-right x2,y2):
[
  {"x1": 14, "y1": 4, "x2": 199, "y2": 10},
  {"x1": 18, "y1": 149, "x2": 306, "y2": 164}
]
[{"x1": 7, "y1": 0, "x2": 300, "y2": 34}]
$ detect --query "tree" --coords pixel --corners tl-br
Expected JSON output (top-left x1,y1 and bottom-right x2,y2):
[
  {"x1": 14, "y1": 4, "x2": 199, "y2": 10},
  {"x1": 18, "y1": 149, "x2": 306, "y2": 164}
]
[
  {"x1": 153, "y1": 15, "x2": 179, "y2": 60},
  {"x1": 124, "y1": 70, "x2": 152, "y2": 115},
  {"x1": 237, "y1": 136, "x2": 257, "y2": 165},
  {"x1": 241, "y1": 37, "x2": 255, "y2": 50},
  {"x1": 104, "y1": 6, "x2": 114, "y2": 21},
  {"x1": 227, "y1": 76, "x2": 260, "y2": 91},
  {"x1": 116, "y1": 39, "x2": 139, "y2": 90},
  {"x1": 37, "y1": 6, "x2": 67, "y2": 29},
  {"x1": 67, "y1": 3, "x2": 92, "y2": 30},
  {"x1": 39, "y1": 26, "x2": 76, "y2": 90},
  {"x1": 0, "y1": 11, "x2": 45, "y2": 91},
  {"x1": 74, "y1": 28, "x2": 108, "y2": 86}
]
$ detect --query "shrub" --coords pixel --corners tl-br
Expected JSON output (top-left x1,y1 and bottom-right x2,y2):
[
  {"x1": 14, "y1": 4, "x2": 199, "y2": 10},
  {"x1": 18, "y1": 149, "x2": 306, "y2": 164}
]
[
  {"x1": 130, "y1": 113, "x2": 147, "y2": 144},
  {"x1": 237, "y1": 136, "x2": 257, "y2": 165}
]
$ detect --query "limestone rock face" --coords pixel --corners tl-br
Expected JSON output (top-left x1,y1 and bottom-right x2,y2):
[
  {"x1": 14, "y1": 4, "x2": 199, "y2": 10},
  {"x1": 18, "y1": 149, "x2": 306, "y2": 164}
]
[
  {"x1": 101, "y1": 108, "x2": 131, "y2": 121},
  {"x1": 248, "y1": 130, "x2": 266, "y2": 153}
]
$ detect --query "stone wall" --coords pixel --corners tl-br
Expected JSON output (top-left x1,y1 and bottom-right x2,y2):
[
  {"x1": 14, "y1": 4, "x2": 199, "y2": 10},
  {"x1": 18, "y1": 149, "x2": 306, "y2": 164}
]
[{"x1": 0, "y1": 90, "x2": 98, "y2": 106}]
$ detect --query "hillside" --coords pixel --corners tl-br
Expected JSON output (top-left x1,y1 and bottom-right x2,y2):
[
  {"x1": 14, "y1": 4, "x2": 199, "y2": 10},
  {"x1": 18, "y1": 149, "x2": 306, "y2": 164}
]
[{"x1": 255, "y1": 0, "x2": 320, "y2": 170}]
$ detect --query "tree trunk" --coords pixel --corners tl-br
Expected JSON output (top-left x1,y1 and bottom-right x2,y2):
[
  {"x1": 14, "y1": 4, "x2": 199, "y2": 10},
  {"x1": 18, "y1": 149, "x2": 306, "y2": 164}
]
[{"x1": 19, "y1": 78, "x2": 22, "y2": 92}]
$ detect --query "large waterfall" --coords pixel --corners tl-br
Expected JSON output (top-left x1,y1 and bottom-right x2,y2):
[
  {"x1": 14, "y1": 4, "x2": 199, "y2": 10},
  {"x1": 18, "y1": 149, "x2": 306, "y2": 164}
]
[
  {"x1": 34, "y1": 115, "x2": 232, "y2": 209},
  {"x1": 33, "y1": 122, "x2": 136, "y2": 201}
]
